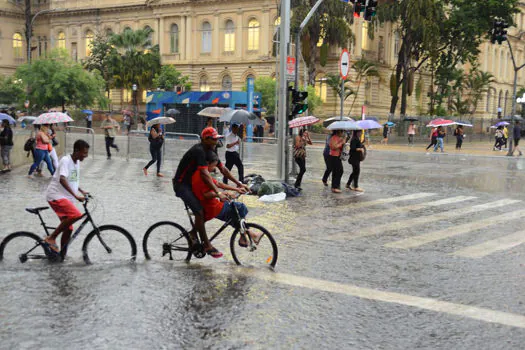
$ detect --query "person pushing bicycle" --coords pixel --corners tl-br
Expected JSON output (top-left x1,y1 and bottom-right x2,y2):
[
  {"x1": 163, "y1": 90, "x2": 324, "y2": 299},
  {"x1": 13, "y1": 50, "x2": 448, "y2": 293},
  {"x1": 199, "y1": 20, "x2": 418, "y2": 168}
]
[
  {"x1": 43, "y1": 140, "x2": 90, "y2": 257},
  {"x1": 173, "y1": 127, "x2": 248, "y2": 258}
]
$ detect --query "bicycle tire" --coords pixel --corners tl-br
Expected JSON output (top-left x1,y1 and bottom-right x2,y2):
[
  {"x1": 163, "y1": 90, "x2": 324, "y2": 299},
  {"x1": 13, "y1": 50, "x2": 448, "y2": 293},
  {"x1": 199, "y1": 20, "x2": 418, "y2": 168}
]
[
  {"x1": 0, "y1": 231, "x2": 47, "y2": 264},
  {"x1": 143, "y1": 221, "x2": 191, "y2": 262},
  {"x1": 230, "y1": 223, "x2": 278, "y2": 268},
  {"x1": 82, "y1": 225, "x2": 137, "y2": 265}
]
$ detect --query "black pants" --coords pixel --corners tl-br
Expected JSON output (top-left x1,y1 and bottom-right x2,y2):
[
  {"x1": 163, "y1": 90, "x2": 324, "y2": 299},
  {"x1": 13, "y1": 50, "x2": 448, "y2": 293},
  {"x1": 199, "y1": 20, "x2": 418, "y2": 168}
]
[
  {"x1": 86, "y1": 121, "x2": 92, "y2": 132},
  {"x1": 329, "y1": 155, "x2": 343, "y2": 189},
  {"x1": 347, "y1": 161, "x2": 361, "y2": 188},
  {"x1": 224, "y1": 151, "x2": 244, "y2": 184},
  {"x1": 426, "y1": 137, "x2": 437, "y2": 150},
  {"x1": 144, "y1": 145, "x2": 162, "y2": 173},
  {"x1": 456, "y1": 136, "x2": 463, "y2": 149},
  {"x1": 408, "y1": 135, "x2": 414, "y2": 144},
  {"x1": 105, "y1": 136, "x2": 118, "y2": 157},
  {"x1": 322, "y1": 154, "x2": 331, "y2": 183},
  {"x1": 294, "y1": 157, "x2": 306, "y2": 188}
]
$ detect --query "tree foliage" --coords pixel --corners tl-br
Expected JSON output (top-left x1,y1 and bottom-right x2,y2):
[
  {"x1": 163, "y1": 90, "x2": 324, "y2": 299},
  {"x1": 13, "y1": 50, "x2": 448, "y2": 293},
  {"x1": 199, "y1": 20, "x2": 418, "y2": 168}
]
[
  {"x1": 15, "y1": 49, "x2": 107, "y2": 111},
  {"x1": 0, "y1": 75, "x2": 25, "y2": 106},
  {"x1": 83, "y1": 32, "x2": 118, "y2": 97},
  {"x1": 253, "y1": 77, "x2": 277, "y2": 115},
  {"x1": 153, "y1": 65, "x2": 192, "y2": 92}
]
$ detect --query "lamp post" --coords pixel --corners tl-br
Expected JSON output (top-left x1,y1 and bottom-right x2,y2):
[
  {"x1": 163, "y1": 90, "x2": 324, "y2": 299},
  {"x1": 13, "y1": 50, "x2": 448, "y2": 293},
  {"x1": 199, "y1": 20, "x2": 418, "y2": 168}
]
[
  {"x1": 26, "y1": 8, "x2": 62, "y2": 64},
  {"x1": 132, "y1": 83, "x2": 138, "y2": 126}
]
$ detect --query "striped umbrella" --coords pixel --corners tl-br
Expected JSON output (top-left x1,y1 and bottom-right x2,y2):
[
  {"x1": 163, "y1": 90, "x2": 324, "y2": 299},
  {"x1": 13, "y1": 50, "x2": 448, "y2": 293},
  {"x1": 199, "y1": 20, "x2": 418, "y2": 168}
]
[
  {"x1": 288, "y1": 116, "x2": 320, "y2": 128},
  {"x1": 33, "y1": 112, "x2": 74, "y2": 125}
]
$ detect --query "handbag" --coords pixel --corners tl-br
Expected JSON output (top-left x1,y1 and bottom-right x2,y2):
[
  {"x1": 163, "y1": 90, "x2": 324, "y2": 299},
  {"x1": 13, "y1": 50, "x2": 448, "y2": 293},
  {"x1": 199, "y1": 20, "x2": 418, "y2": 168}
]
[
  {"x1": 340, "y1": 143, "x2": 350, "y2": 161},
  {"x1": 52, "y1": 137, "x2": 59, "y2": 147},
  {"x1": 293, "y1": 146, "x2": 306, "y2": 159}
]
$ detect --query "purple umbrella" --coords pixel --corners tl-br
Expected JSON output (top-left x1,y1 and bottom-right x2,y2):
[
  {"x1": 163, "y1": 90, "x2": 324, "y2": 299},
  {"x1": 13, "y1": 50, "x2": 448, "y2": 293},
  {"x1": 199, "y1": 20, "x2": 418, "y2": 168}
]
[
  {"x1": 493, "y1": 121, "x2": 509, "y2": 127},
  {"x1": 0, "y1": 113, "x2": 16, "y2": 124},
  {"x1": 356, "y1": 119, "x2": 382, "y2": 130}
]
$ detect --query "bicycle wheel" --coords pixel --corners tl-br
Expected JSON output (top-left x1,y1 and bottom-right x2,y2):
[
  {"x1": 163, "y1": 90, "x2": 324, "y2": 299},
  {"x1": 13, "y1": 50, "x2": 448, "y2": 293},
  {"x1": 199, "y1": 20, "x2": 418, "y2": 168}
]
[
  {"x1": 0, "y1": 231, "x2": 48, "y2": 265},
  {"x1": 230, "y1": 223, "x2": 278, "y2": 269},
  {"x1": 143, "y1": 221, "x2": 191, "y2": 262},
  {"x1": 82, "y1": 225, "x2": 137, "y2": 265}
]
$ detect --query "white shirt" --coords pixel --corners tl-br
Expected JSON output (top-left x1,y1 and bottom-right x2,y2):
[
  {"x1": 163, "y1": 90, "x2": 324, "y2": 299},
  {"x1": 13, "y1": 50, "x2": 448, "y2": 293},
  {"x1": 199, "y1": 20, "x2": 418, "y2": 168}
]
[
  {"x1": 225, "y1": 131, "x2": 240, "y2": 152},
  {"x1": 46, "y1": 155, "x2": 80, "y2": 202}
]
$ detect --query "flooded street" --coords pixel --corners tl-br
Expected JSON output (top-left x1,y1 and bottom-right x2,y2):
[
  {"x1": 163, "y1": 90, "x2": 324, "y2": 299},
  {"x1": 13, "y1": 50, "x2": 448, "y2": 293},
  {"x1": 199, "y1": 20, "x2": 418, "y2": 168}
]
[{"x1": 1, "y1": 139, "x2": 525, "y2": 349}]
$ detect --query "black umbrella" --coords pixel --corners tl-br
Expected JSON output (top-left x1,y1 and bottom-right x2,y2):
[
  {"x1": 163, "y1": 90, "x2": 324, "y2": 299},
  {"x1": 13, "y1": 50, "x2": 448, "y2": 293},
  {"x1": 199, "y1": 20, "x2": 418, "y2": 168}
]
[
  {"x1": 166, "y1": 108, "x2": 180, "y2": 116},
  {"x1": 502, "y1": 115, "x2": 523, "y2": 121},
  {"x1": 403, "y1": 116, "x2": 419, "y2": 121}
]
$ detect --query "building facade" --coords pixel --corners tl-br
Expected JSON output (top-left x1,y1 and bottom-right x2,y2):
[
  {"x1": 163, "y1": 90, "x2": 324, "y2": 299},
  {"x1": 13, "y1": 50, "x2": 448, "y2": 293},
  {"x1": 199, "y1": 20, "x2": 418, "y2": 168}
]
[{"x1": 0, "y1": 0, "x2": 523, "y2": 118}]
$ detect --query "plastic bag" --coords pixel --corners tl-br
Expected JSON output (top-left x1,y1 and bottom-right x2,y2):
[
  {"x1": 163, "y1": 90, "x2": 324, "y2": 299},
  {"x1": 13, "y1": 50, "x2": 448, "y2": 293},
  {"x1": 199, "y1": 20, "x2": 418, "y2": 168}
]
[{"x1": 258, "y1": 192, "x2": 286, "y2": 203}]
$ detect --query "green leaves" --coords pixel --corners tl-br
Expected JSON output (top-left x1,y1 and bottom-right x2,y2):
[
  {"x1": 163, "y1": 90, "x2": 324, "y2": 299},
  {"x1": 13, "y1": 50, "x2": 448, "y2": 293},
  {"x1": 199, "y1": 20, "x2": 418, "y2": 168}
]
[
  {"x1": 153, "y1": 66, "x2": 192, "y2": 92},
  {"x1": 0, "y1": 75, "x2": 25, "y2": 106}
]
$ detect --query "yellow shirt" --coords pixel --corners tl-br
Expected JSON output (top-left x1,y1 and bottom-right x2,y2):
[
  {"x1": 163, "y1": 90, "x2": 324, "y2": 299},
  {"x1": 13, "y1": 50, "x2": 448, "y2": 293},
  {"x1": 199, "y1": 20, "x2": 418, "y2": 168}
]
[
  {"x1": 360, "y1": 130, "x2": 365, "y2": 143},
  {"x1": 503, "y1": 127, "x2": 509, "y2": 138}
]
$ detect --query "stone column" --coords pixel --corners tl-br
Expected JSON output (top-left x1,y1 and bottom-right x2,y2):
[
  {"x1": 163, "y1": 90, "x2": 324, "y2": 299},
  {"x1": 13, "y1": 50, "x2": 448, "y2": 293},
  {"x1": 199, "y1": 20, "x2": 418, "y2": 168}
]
[
  {"x1": 186, "y1": 15, "x2": 192, "y2": 61},
  {"x1": 261, "y1": 8, "x2": 270, "y2": 56},
  {"x1": 181, "y1": 15, "x2": 186, "y2": 60},
  {"x1": 158, "y1": 16, "x2": 165, "y2": 62},
  {"x1": 213, "y1": 13, "x2": 220, "y2": 59},
  {"x1": 236, "y1": 10, "x2": 243, "y2": 59},
  {"x1": 354, "y1": 18, "x2": 363, "y2": 58}
]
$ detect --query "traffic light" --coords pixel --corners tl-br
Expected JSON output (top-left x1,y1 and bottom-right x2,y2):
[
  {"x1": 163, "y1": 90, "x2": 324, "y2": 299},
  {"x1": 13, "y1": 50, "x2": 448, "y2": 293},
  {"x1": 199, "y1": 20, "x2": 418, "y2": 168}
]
[
  {"x1": 490, "y1": 20, "x2": 509, "y2": 45},
  {"x1": 290, "y1": 88, "x2": 308, "y2": 116},
  {"x1": 353, "y1": 0, "x2": 366, "y2": 18},
  {"x1": 364, "y1": 0, "x2": 378, "y2": 21}
]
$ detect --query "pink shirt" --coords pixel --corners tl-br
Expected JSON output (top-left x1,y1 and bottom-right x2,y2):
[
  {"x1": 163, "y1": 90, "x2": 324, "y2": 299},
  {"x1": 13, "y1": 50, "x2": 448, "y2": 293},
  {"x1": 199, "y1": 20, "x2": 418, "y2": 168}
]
[
  {"x1": 408, "y1": 124, "x2": 416, "y2": 135},
  {"x1": 329, "y1": 135, "x2": 343, "y2": 157},
  {"x1": 35, "y1": 132, "x2": 49, "y2": 150}
]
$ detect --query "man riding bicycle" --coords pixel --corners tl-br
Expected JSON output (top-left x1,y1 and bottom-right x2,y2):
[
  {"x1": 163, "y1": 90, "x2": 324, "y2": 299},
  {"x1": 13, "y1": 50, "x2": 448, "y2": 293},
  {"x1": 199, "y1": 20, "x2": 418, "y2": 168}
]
[{"x1": 173, "y1": 127, "x2": 248, "y2": 258}]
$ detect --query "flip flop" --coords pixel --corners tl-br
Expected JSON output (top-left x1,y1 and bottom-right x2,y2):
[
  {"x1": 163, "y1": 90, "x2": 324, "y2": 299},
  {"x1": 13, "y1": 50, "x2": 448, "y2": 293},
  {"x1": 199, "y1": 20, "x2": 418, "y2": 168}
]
[
  {"x1": 42, "y1": 240, "x2": 59, "y2": 253},
  {"x1": 205, "y1": 248, "x2": 223, "y2": 258},
  {"x1": 238, "y1": 232, "x2": 263, "y2": 247}
]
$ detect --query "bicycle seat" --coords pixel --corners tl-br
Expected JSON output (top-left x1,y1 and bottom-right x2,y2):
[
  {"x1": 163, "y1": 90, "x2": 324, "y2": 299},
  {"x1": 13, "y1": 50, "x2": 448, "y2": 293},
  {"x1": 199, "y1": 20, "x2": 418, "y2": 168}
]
[{"x1": 25, "y1": 207, "x2": 50, "y2": 215}]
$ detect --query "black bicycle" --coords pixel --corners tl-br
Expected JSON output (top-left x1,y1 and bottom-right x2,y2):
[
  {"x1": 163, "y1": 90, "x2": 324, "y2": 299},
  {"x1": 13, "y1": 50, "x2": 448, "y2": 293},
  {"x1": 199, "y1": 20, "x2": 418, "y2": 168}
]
[
  {"x1": 143, "y1": 196, "x2": 278, "y2": 268},
  {"x1": 0, "y1": 195, "x2": 137, "y2": 265}
]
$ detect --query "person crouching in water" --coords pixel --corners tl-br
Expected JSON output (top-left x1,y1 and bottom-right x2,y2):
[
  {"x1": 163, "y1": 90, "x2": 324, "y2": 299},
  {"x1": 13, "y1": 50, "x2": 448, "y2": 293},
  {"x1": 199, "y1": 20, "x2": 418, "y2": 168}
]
[{"x1": 346, "y1": 130, "x2": 365, "y2": 192}]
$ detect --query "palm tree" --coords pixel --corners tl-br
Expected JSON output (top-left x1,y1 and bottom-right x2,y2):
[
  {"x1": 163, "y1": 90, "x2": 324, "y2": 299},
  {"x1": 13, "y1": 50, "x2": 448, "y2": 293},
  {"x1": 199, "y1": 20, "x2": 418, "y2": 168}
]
[
  {"x1": 348, "y1": 58, "x2": 380, "y2": 116},
  {"x1": 465, "y1": 70, "x2": 495, "y2": 115},
  {"x1": 326, "y1": 73, "x2": 354, "y2": 100}
]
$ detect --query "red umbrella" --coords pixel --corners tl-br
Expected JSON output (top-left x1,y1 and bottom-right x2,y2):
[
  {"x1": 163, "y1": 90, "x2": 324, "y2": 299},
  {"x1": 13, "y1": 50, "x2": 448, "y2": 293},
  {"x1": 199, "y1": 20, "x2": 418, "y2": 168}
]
[
  {"x1": 288, "y1": 116, "x2": 320, "y2": 128},
  {"x1": 427, "y1": 118, "x2": 454, "y2": 127}
]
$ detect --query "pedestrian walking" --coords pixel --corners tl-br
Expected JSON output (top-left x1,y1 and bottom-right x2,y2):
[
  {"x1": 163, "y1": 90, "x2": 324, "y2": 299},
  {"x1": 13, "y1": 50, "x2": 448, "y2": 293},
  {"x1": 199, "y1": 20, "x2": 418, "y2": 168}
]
[
  {"x1": 454, "y1": 125, "x2": 464, "y2": 150},
  {"x1": 223, "y1": 123, "x2": 244, "y2": 185},
  {"x1": 123, "y1": 114, "x2": 131, "y2": 135},
  {"x1": 85, "y1": 113, "x2": 92, "y2": 131},
  {"x1": 493, "y1": 127, "x2": 504, "y2": 151},
  {"x1": 28, "y1": 124, "x2": 55, "y2": 177},
  {"x1": 293, "y1": 128, "x2": 312, "y2": 191},
  {"x1": 47, "y1": 124, "x2": 59, "y2": 170},
  {"x1": 503, "y1": 126, "x2": 509, "y2": 148},
  {"x1": 101, "y1": 113, "x2": 120, "y2": 159},
  {"x1": 407, "y1": 122, "x2": 416, "y2": 145},
  {"x1": 381, "y1": 124, "x2": 389, "y2": 144},
  {"x1": 329, "y1": 130, "x2": 346, "y2": 193},
  {"x1": 346, "y1": 130, "x2": 365, "y2": 192},
  {"x1": 0, "y1": 120, "x2": 13, "y2": 172},
  {"x1": 426, "y1": 127, "x2": 438, "y2": 151},
  {"x1": 433, "y1": 126, "x2": 446, "y2": 152},
  {"x1": 143, "y1": 124, "x2": 164, "y2": 177},
  {"x1": 137, "y1": 115, "x2": 146, "y2": 131},
  {"x1": 321, "y1": 133, "x2": 333, "y2": 186},
  {"x1": 511, "y1": 120, "x2": 523, "y2": 156}
]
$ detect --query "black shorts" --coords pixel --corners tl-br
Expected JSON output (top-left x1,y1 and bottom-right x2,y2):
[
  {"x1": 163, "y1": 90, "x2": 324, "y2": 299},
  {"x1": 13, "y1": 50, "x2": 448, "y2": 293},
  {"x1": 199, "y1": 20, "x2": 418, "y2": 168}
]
[
  {"x1": 515, "y1": 138, "x2": 520, "y2": 147},
  {"x1": 173, "y1": 181, "x2": 203, "y2": 215}
]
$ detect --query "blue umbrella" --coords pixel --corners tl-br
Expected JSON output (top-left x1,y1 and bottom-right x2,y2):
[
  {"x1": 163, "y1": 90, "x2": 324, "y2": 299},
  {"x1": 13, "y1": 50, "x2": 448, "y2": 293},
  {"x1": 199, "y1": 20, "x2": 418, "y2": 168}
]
[
  {"x1": 384, "y1": 121, "x2": 396, "y2": 127},
  {"x1": 327, "y1": 120, "x2": 360, "y2": 130},
  {"x1": 81, "y1": 109, "x2": 93, "y2": 115},
  {"x1": 357, "y1": 120, "x2": 382, "y2": 130},
  {"x1": 0, "y1": 113, "x2": 16, "y2": 124}
]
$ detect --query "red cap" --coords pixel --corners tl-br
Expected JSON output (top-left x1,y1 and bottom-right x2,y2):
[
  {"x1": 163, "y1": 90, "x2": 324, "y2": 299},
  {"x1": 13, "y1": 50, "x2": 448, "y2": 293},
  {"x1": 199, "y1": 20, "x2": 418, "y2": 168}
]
[{"x1": 201, "y1": 127, "x2": 222, "y2": 139}]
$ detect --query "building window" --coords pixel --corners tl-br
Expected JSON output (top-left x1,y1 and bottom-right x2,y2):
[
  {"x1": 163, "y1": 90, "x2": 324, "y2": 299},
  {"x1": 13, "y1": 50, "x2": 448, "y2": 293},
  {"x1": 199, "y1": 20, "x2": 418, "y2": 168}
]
[
  {"x1": 57, "y1": 31, "x2": 66, "y2": 50},
  {"x1": 38, "y1": 36, "x2": 42, "y2": 57},
  {"x1": 315, "y1": 74, "x2": 327, "y2": 102},
  {"x1": 504, "y1": 90, "x2": 509, "y2": 116},
  {"x1": 200, "y1": 76, "x2": 210, "y2": 92},
  {"x1": 202, "y1": 21, "x2": 212, "y2": 53},
  {"x1": 248, "y1": 19, "x2": 260, "y2": 51},
  {"x1": 144, "y1": 26, "x2": 153, "y2": 49},
  {"x1": 13, "y1": 33, "x2": 23, "y2": 59},
  {"x1": 85, "y1": 30, "x2": 94, "y2": 57},
  {"x1": 224, "y1": 20, "x2": 235, "y2": 52},
  {"x1": 170, "y1": 24, "x2": 179, "y2": 53},
  {"x1": 44, "y1": 36, "x2": 47, "y2": 56},
  {"x1": 71, "y1": 42, "x2": 78, "y2": 61},
  {"x1": 222, "y1": 75, "x2": 232, "y2": 90},
  {"x1": 106, "y1": 28, "x2": 113, "y2": 37},
  {"x1": 393, "y1": 31, "x2": 400, "y2": 56}
]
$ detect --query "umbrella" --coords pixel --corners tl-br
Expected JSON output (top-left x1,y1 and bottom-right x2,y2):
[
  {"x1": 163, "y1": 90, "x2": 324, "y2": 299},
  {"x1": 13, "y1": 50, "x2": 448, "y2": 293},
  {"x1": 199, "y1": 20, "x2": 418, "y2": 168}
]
[
  {"x1": 146, "y1": 116, "x2": 176, "y2": 128},
  {"x1": 288, "y1": 116, "x2": 320, "y2": 128},
  {"x1": 252, "y1": 118, "x2": 266, "y2": 127},
  {"x1": 454, "y1": 120, "x2": 473, "y2": 127},
  {"x1": 403, "y1": 116, "x2": 419, "y2": 121},
  {"x1": 198, "y1": 107, "x2": 232, "y2": 118},
  {"x1": 165, "y1": 108, "x2": 180, "y2": 116},
  {"x1": 0, "y1": 113, "x2": 16, "y2": 124},
  {"x1": 357, "y1": 120, "x2": 382, "y2": 130},
  {"x1": 326, "y1": 120, "x2": 360, "y2": 130},
  {"x1": 493, "y1": 121, "x2": 510, "y2": 128},
  {"x1": 219, "y1": 109, "x2": 258, "y2": 125},
  {"x1": 384, "y1": 121, "x2": 396, "y2": 127},
  {"x1": 427, "y1": 118, "x2": 454, "y2": 127},
  {"x1": 365, "y1": 116, "x2": 379, "y2": 122},
  {"x1": 323, "y1": 116, "x2": 355, "y2": 127},
  {"x1": 17, "y1": 116, "x2": 37, "y2": 124},
  {"x1": 33, "y1": 112, "x2": 74, "y2": 125},
  {"x1": 81, "y1": 109, "x2": 93, "y2": 115}
]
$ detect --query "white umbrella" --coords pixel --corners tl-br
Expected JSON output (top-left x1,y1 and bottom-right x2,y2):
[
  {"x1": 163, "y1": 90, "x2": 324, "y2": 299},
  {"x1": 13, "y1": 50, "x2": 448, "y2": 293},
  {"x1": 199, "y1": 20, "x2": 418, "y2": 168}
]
[
  {"x1": 146, "y1": 116, "x2": 176, "y2": 128},
  {"x1": 33, "y1": 112, "x2": 73, "y2": 124},
  {"x1": 17, "y1": 116, "x2": 37, "y2": 124},
  {"x1": 219, "y1": 109, "x2": 258, "y2": 125},
  {"x1": 198, "y1": 107, "x2": 232, "y2": 118},
  {"x1": 327, "y1": 120, "x2": 360, "y2": 130}
]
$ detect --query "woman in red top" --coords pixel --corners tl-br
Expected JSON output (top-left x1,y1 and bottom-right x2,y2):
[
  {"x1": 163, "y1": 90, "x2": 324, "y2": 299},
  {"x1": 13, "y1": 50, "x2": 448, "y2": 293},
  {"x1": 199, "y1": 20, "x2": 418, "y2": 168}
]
[
  {"x1": 28, "y1": 124, "x2": 55, "y2": 177},
  {"x1": 329, "y1": 130, "x2": 346, "y2": 193}
]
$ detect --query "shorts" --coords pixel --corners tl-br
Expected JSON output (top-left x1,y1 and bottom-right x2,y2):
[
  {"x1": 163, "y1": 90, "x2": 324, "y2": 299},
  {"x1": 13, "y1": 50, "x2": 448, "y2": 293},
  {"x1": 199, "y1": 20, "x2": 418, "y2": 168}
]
[
  {"x1": 515, "y1": 138, "x2": 520, "y2": 147},
  {"x1": 216, "y1": 201, "x2": 248, "y2": 224},
  {"x1": 173, "y1": 181, "x2": 203, "y2": 215},
  {"x1": 48, "y1": 198, "x2": 83, "y2": 230}
]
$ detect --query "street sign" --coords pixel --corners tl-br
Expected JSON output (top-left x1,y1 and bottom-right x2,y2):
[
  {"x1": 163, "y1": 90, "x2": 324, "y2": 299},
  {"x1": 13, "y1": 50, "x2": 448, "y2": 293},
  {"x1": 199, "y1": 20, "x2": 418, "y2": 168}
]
[
  {"x1": 339, "y1": 49, "x2": 350, "y2": 80},
  {"x1": 286, "y1": 56, "x2": 296, "y2": 81}
]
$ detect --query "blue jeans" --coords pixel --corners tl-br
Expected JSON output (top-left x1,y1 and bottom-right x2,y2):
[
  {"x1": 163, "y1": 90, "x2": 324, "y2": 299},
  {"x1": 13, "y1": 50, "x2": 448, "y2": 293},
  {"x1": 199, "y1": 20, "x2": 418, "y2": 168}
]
[
  {"x1": 29, "y1": 149, "x2": 55, "y2": 175},
  {"x1": 434, "y1": 138, "x2": 444, "y2": 152},
  {"x1": 216, "y1": 202, "x2": 248, "y2": 225}
]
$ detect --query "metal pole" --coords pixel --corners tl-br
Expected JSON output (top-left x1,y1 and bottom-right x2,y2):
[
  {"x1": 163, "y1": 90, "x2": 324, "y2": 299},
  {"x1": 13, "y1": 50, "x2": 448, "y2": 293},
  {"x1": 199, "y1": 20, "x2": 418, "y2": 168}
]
[
  {"x1": 278, "y1": 0, "x2": 291, "y2": 181},
  {"x1": 508, "y1": 70, "x2": 518, "y2": 155},
  {"x1": 340, "y1": 79, "x2": 344, "y2": 119}
]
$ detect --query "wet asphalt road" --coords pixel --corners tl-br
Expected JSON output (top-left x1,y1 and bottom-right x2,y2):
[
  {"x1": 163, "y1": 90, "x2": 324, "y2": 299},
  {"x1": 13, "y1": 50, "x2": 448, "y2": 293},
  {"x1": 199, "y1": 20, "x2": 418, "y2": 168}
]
[{"x1": 1, "y1": 136, "x2": 525, "y2": 349}]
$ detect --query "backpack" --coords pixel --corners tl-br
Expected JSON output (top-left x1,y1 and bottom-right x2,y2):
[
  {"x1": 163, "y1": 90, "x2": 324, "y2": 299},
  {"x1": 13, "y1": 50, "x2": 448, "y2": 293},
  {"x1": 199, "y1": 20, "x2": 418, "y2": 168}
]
[
  {"x1": 340, "y1": 143, "x2": 350, "y2": 161},
  {"x1": 24, "y1": 137, "x2": 35, "y2": 152}
]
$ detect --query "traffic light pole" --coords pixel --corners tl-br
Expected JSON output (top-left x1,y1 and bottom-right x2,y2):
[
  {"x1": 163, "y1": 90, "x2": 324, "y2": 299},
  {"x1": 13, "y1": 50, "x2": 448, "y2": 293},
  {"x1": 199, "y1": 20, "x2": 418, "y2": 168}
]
[
  {"x1": 505, "y1": 37, "x2": 525, "y2": 156},
  {"x1": 278, "y1": 0, "x2": 291, "y2": 181}
]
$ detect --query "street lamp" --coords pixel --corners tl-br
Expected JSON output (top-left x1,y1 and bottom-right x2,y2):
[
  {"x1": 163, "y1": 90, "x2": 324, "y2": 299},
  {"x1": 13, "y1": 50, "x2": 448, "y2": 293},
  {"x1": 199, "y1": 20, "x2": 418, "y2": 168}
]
[
  {"x1": 132, "y1": 83, "x2": 138, "y2": 125},
  {"x1": 26, "y1": 8, "x2": 64, "y2": 64}
]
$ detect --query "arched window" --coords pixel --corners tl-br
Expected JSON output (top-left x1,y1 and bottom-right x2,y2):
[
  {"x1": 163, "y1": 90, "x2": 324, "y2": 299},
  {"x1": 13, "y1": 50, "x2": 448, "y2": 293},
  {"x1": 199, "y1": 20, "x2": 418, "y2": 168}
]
[
  {"x1": 199, "y1": 75, "x2": 210, "y2": 92},
  {"x1": 486, "y1": 90, "x2": 491, "y2": 112},
  {"x1": 85, "y1": 30, "x2": 94, "y2": 57},
  {"x1": 57, "y1": 31, "x2": 66, "y2": 50},
  {"x1": 221, "y1": 75, "x2": 232, "y2": 90},
  {"x1": 106, "y1": 28, "x2": 113, "y2": 37},
  {"x1": 504, "y1": 90, "x2": 509, "y2": 116},
  {"x1": 144, "y1": 25, "x2": 153, "y2": 49},
  {"x1": 170, "y1": 24, "x2": 179, "y2": 53},
  {"x1": 201, "y1": 22, "x2": 212, "y2": 53},
  {"x1": 498, "y1": 90, "x2": 503, "y2": 115},
  {"x1": 315, "y1": 74, "x2": 327, "y2": 102},
  {"x1": 13, "y1": 33, "x2": 23, "y2": 59},
  {"x1": 224, "y1": 20, "x2": 235, "y2": 52},
  {"x1": 248, "y1": 19, "x2": 260, "y2": 51},
  {"x1": 394, "y1": 32, "x2": 400, "y2": 56}
]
